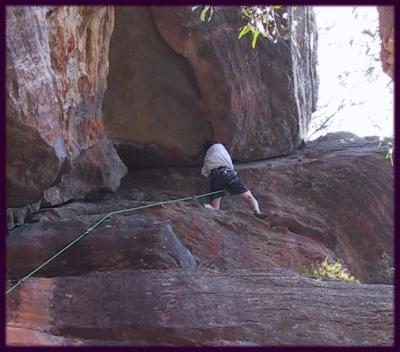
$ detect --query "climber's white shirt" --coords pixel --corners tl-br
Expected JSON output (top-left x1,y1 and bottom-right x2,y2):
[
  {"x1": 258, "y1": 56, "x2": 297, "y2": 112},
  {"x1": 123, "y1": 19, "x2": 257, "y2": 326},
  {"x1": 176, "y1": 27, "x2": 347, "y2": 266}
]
[{"x1": 201, "y1": 143, "x2": 234, "y2": 177}]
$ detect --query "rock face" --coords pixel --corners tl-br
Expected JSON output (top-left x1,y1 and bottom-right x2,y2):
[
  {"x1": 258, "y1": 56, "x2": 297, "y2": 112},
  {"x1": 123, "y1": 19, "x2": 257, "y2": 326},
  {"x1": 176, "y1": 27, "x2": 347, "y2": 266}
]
[
  {"x1": 7, "y1": 214, "x2": 198, "y2": 279},
  {"x1": 6, "y1": 4, "x2": 392, "y2": 345},
  {"x1": 7, "y1": 134, "x2": 393, "y2": 284},
  {"x1": 6, "y1": 6, "x2": 127, "y2": 209},
  {"x1": 102, "y1": 6, "x2": 318, "y2": 168},
  {"x1": 102, "y1": 7, "x2": 212, "y2": 169},
  {"x1": 377, "y1": 6, "x2": 394, "y2": 79},
  {"x1": 7, "y1": 269, "x2": 393, "y2": 346},
  {"x1": 249, "y1": 133, "x2": 394, "y2": 285},
  {"x1": 6, "y1": 135, "x2": 394, "y2": 345}
]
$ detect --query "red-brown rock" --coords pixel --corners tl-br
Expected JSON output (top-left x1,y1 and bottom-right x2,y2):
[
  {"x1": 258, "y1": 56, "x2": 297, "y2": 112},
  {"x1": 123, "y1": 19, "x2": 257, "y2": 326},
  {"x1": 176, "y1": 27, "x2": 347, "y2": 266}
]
[
  {"x1": 102, "y1": 6, "x2": 318, "y2": 168},
  {"x1": 136, "y1": 134, "x2": 392, "y2": 285},
  {"x1": 151, "y1": 6, "x2": 318, "y2": 161},
  {"x1": 7, "y1": 135, "x2": 394, "y2": 285},
  {"x1": 7, "y1": 212, "x2": 198, "y2": 279},
  {"x1": 6, "y1": 6, "x2": 127, "y2": 209},
  {"x1": 108, "y1": 134, "x2": 393, "y2": 284},
  {"x1": 7, "y1": 269, "x2": 393, "y2": 346},
  {"x1": 6, "y1": 135, "x2": 394, "y2": 345},
  {"x1": 102, "y1": 7, "x2": 212, "y2": 168},
  {"x1": 377, "y1": 6, "x2": 394, "y2": 80}
]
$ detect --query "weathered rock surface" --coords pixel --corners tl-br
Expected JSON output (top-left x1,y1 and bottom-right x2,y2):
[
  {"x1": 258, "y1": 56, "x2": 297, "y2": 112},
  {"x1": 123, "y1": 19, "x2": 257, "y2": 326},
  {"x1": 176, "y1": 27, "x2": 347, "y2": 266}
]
[
  {"x1": 7, "y1": 135, "x2": 393, "y2": 285},
  {"x1": 240, "y1": 133, "x2": 394, "y2": 285},
  {"x1": 102, "y1": 7, "x2": 212, "y2": 168},
  {"x1": 102, "y1": 6, "x2": 318, "y2": 168},
  {"x1": 102, "y1": 134, "x2": 395, "y2": 284},
  {"x1": 7, "y1": 203, "x2": 337, "y2": 280},
  {"x1": 7, "y1": 269, "x2": 393, "y2": 346},
  {"x1": 152, "y1": 6, "x2": 318, "y2": 161},
  {"x1": 7, "y1": 201, "x2": 41, "y2": 232},
  {"x1": 377, "y1": 6, "x2": 394, "y2": 80},
  {"x1": 6, "y1": 135, "x2": 394, "y2": 345},
  {"x1": 7, "y1": 214, "x2": 198, "y2": 279},
  {"x1": 7, "y1": 327, "x2": 89, "y2": 346},
  {"x1": 6, "y1": 6, "x2": 127, "y2": 209},
  {"x1": 6, "y1": 2, "x2": 393, "y2": 345}
]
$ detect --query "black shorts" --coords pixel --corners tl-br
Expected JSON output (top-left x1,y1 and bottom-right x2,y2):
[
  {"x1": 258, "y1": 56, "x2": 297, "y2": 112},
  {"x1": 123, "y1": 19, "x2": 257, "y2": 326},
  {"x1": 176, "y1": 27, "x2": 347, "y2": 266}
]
[{"x1": 209, "y1": 167, "x2": 249, "y2": 200}]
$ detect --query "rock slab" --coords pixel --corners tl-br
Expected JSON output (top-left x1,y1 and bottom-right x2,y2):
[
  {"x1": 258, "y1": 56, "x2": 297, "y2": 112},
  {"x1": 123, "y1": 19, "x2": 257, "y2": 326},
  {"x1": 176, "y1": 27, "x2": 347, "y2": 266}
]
[
  {"x1": 102, "y1": 6, "x2": 318, "y2": 167},
  {"x1": 7, "y1": 269, "x2": 393, "y2": 346},
  {"x1": 6, "y1": 6, "x2": 127, "y2": 209}
]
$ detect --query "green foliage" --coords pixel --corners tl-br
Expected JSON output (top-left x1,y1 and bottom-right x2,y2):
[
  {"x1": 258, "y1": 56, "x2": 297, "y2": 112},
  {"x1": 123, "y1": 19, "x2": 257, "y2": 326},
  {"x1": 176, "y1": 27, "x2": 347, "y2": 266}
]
[
  {"x1": 193, "y1": 5, "x2": 298, "y2": 49},
  {"x1": 200, "y1": 6, "x2": 213, "y2": 22},
  {"x1": 238, "y1": 24, "x2": 251, "y2": 39},
  {"x1": 251, "y1": 29, "x2": 260, "y2": 49},
  {"x1": 238, "y1": 6, "x2": 295, "y2": 48},
  {"x1": 241, "y1": 8, "x2": 250, "y2": 19},
  {"x1": 385, "y1": 144, "x2": 393, "y2": 166},
  {"x1": 305, "y1": 257, "x2": 361, "y2": 283},
  {"x1": 238, "y1": 24, "x2": 262, "y2": 50}
]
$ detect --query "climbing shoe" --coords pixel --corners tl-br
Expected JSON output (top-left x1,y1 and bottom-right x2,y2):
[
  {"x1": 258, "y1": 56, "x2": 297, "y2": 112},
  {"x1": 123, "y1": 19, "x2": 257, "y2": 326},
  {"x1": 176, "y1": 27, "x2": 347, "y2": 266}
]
[{"x1": 254, "y1": 211, "x2": 267, "y2": 220}]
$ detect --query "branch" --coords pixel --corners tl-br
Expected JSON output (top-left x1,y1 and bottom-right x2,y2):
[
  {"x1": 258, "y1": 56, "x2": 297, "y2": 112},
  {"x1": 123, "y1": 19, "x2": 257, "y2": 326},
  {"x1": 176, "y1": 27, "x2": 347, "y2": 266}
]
[{"x1": 308, "y1": 100, "x2": 345, "y2": 139}]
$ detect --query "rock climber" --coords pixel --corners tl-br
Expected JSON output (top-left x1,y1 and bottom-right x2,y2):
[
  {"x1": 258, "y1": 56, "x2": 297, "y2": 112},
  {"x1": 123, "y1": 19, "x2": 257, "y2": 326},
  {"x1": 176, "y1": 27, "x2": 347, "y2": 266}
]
[{"x1": 201, "y1": 142, "x2": 267, "y2": 220}]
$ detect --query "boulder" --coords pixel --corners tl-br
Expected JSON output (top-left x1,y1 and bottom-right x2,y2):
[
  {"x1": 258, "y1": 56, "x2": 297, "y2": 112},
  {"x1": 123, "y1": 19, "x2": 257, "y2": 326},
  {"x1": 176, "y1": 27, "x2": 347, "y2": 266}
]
[
  {"x1": 377, "y1": 6, "x2": 394, "y2": 79},
  {"x1": 6, "y1": 6, "x2": 127, "y2": 209},
  {"x1": 151, "y1": 6, "x2": 319, "y2": 161},
  {"x1": 102, "y1": 6, "x2": 318, "y2": 167},
  {"x1": 107, "y1": 134, "x2": 394, "y2": 284},
  {"x1": 6, "y1": 269, "x2": 393, "y2": 346},
  {"x1": 7, "y1": 213, "x2": 198, "y2": 279},
  {"x1": 102, "y1": 7, "x2": 212, "y2": 169},
  {"x1": 6, "y1": 135, "x2": 394, "y2": 345},
  {"x1": 7, "y1": 203, "x2": 336, "y2": 280},
  {"x1": 7, "y1": 135, "x2": 394, "y2": 284},
  {"x1": 234, "y1": 134, "x2": 394, "y2": 284}
]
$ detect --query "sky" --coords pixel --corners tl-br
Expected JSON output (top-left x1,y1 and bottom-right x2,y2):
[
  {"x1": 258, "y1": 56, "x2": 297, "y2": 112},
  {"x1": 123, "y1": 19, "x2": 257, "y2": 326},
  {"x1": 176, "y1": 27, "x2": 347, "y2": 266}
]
[{"x1": 308, "y1": 6, "x2": 394, "y2": 140}]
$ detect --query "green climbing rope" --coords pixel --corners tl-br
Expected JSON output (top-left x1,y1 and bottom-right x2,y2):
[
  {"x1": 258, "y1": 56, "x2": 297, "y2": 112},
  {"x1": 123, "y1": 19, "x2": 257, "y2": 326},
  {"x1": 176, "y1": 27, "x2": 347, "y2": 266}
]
[{"x1": 6, "y1": 190, "x2": 222, "y2": 295}]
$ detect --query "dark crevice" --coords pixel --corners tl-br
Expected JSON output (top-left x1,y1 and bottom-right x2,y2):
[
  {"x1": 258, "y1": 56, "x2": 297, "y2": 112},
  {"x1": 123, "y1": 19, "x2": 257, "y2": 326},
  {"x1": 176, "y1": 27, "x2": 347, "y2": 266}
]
[
  {"x1": 39, "y1": 198, "x2": 75, "y2": 210},
  {"x1": 46, "y1": 8, "x2": 55, "y2": 19}
]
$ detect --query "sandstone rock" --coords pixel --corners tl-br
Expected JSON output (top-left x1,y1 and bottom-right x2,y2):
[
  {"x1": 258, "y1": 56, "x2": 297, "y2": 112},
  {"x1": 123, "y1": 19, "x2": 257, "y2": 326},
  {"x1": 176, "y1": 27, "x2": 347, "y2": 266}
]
[
  {"x1": 7, "y1": 201, "x2": 41, "y2": 231},
  {"x1": 7, "y1": 135, "x2": 394, "y2": 284},
  {"x1": 7, "y1": 203, "x2": 336, "y2": 280},
  {"x1": 6, "y1": 327, "x2": 144, "y2": 346},
  {"x1": 7, "y1": 213, "x2": 198, "y2": 279},
  {"x1": 111, "y1": 135, "x2": 395, "y2": 284},
  {"x1": 6, "y1": 135, "x2": 394, "y2": 345},
  {"x1": 6, "y1": 269, "x2": 394, "y2": 346},
  {"x1": 151, "y1": 6, "x2": 318, "y2": 161},
  {"x1": 6, "y1": 6, "x2": 127, "y2": 209},
  {"x1": 236, "y1": 136, "x2": 394, "y2": 284},
  {"x1": 377, "y1": 6, "x2": 394, "y2": 80},
  {"x1": 6, "y1": 327, "x2": 86, "y2": 346},
  {"x1": 42, "y1": 139, "x2": 127, "y2": 205},
  {"x1": 6, "y1": 5, "x2": 393, "y2": 346},
  {"x1": 102, "y1": 7, "x2": 212, "y2": 168},
  {"x1": 102, "y1": 6, "x2": 318, "y2": 168}
]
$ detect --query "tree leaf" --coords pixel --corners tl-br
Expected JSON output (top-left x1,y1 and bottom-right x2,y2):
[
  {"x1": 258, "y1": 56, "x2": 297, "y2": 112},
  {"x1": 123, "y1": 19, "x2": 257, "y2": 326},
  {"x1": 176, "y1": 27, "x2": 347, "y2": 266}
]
[
  {"x1": 251, "y1": 30, "x2": 260, "y2": 49},
  {"x1": 200, "y1": 6, "x2": 210, "y2": 22},
  {"x1": 238, "y1": 25, "x2": 250, "y2": 39},
  {"x1": 242, "y1": 8, "x2": 250, "y2": 18}
]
